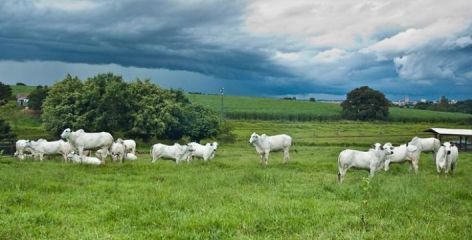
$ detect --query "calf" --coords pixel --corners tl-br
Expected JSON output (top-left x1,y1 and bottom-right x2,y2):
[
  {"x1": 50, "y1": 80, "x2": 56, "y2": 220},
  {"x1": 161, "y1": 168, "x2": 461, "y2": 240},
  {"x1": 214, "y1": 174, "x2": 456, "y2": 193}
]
[
  {"x1": 125, "y1": 153, "x2": 138, "y2": 161},
  {"x1": 187, "y1": 142, "x2": 218, "y2": 162},
  {"x1": 110, "y1": 139, "x2": 126, "y2": 163},
  {"x1": 67, "y1": 153, "x2": 102, "y2": 165},
  {"x1": 337, "y1": 143, "x2": 394, "y2": 183},
  {"x1": 383, "y1": 142, "x2": 421, "y2": 173},
  {"x1": 151, "y1": 143, "x2": 194, "y2": 164}
]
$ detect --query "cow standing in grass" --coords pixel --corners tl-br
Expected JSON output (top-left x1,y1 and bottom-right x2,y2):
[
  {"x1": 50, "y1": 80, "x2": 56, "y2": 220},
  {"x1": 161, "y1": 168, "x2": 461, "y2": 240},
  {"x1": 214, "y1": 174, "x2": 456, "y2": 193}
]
[
  {"x1": 25, "y1": 139, "x2": 73, "y2": 162},
  {"x1": 409, "y1": 136, "x2": 440, "y2": 162},
  {"x1": 61, "y1": 128, "x2": 113, "y2": 164},
  {"x1": 151, "y1": 143, "x2": 194, "y2": 164},
  {"x1": 337, "y1": 143, "x2": 394, "y2": 183},
  {"x1": 383, "y1": 142, "x2": 421, "y2": 173},
  {"x1": 436, "y1": 142, "x2": 459, "y2": 175},
  {"x1": 249, "y1": 133, "x2": 292, "y2": 165}
]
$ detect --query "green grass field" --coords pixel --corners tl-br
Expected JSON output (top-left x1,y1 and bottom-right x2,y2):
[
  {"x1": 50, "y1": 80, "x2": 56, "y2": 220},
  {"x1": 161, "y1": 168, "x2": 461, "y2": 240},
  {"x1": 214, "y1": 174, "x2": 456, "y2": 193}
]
[
  {"x1": 189, "y1": 94, "x2": 472, "y2": 123},
  {"x1": 1, "y1": 121, "x2": 471, "y2": 239},
  {"x1": 9, "y1": 85, "x2": 37, "y2": 96}
]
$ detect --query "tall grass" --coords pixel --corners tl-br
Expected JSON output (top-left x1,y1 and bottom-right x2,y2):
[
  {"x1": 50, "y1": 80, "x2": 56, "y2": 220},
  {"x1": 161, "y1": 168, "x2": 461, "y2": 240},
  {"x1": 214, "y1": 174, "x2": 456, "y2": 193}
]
[{"x1": 189, "y1": 94, "x2": 472, "y2": 123}]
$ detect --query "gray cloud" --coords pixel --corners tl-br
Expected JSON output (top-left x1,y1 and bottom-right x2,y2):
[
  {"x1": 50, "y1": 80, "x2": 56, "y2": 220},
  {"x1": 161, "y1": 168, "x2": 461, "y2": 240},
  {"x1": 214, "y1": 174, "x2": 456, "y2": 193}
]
[{"x1": 0, "y1": 0, "x2": 471, "y2": 100}]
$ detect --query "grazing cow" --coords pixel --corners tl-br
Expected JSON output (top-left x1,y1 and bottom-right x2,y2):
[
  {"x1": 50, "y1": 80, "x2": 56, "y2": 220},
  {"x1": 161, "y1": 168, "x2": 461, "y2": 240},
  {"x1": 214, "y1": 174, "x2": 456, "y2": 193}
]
[
  {"x1": 337, "y1": 143, "x2": 394, "y2": 183},
  {"x1": 249, "y1": 133, "x2": 292, "y2": 165},
  {"x1": 125, "y1": 153, "x2": 138, "y2": 161},
  {"x1": 383, "y1": 142, "x2": 421, "y2": 173},
  {"x1": 409, "y1": 136, "x2": 440, "y2": 161},
  {"x1": 121, "y1": 139, "x2": 136, "y2": 154},
  {"x1": 61, "y1": 128, "x2": 113, "y2": 164},
  {"x1": 67, "y1": 153, "x2": 102, "y2": 165},
  {"x1": 436, "y1": 142, "x2": 459, "y2": 174},
  {"x1": 187, "y1": 142, "x2": 218, "y2": 162},
  {"x1": 110, "y1": 139, "x2": 126, "y2": 163},
  {"x1": 25, "y1": 139, "x2": 73, "y2": 162},
  {"x1": 14, "y1": 139, "x2": 33, "y2": 160},
  {"x1": 150, "y1": 143, "x2": 194, "y2": 164}
]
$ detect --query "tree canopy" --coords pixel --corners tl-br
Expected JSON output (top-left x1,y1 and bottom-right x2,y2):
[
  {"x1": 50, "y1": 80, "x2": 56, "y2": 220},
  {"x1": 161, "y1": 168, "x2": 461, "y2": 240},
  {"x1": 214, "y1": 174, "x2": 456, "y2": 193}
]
[
  {"x1": 341, "y1": 86, "x2": 389, "y2": 121},
  {"x1": 0, "y1": 82, "x2": 12, "y2": 105},
  {"x1": 42, "y1": 73, "x2": 221, "y2": 141}
]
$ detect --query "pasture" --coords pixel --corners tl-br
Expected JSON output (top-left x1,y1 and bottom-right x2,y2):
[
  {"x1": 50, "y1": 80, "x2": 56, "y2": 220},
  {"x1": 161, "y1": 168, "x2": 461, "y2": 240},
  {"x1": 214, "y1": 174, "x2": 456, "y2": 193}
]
[{"x1": 1, "y1": 120, "x2": 471, "y2": 239}]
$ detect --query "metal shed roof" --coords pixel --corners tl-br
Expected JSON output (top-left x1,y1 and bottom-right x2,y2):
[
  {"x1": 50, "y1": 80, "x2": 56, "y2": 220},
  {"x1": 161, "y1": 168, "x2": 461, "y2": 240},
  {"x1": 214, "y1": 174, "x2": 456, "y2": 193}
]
[{"x1": 424, "y1": 128, "x2": 472, "y2": 136}]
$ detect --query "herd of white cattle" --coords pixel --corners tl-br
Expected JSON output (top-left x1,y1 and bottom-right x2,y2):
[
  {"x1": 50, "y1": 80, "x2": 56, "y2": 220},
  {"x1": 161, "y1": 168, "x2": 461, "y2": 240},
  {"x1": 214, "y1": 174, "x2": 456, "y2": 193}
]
[
  {"x1": 13, "y1": 129, "x2": 460, "y2": 182},
  {"x1": 14, "y1": 128, "x2": 219, "y2": 165}
]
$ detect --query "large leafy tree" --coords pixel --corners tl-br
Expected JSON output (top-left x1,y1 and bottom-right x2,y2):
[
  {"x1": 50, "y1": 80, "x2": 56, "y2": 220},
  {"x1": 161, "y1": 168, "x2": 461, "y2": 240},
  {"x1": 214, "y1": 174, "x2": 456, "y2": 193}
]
[
  {"x1": 341, "y1": 86, "x2": 389, "y2": 121},
  {"x1": 42, "y1": 75, "x2": 221, "y2": 141},
  {"x1": 28, "y1": 86, "x2": 49, "y2": 111},
  {"x1": 0, "y1": 82, "x2": 12, "y2": 105}
]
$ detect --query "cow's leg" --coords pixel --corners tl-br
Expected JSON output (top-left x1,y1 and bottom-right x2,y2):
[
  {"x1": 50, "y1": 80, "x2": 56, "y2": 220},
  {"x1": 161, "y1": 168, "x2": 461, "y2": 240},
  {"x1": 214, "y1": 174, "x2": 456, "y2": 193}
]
[
  {"x1": 451, "y1": 162, "x2": 456, "y2": 175},
  {"x1": 412, "y1": 159, "x2": 419, "y2": 174},
  {"x1": 264, "y1": 151, "x2": 270, "y2": 165},
  {"x1": 259, "y1": 153, "x2": 264, "y2": 165},
  {"x1": 384, "y1": 159, "x2": 390, "y2": 171},
  {"x1": 99, "y1": 147, "x2": 107, "y2": 164},
  {"x1": 283, "y1": 149, "x2": 290, "y2": 164},
  {"x1": 39, "y1": 153, "x2": 44, "y2": 162},
  {"x1": 151, "y1": 154, "x2": 158, "y2": 163},
  {"x1": 369, "y1": 167, "x2": 376, "y2": 178},
  {"x1": 436, "y1": 164, "x2": 441, "y2": 174}
]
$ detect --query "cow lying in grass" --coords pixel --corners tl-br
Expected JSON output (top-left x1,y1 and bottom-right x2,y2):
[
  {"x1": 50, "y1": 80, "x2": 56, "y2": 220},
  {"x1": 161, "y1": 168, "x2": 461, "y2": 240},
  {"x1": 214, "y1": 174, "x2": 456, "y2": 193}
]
[{"x1": 67, "y1": 153, "x2": 102, "y2": 165}]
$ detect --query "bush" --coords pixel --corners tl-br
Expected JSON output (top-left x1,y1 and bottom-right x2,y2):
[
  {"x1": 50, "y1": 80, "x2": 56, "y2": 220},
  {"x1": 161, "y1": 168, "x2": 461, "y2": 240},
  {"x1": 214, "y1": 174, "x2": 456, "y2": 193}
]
[
  {"x1": 341, "y1": 86, "x2": 389, "y2": 121},
  {"x1": 0, "y1": 118, "x2": 15, "y2": 141}
]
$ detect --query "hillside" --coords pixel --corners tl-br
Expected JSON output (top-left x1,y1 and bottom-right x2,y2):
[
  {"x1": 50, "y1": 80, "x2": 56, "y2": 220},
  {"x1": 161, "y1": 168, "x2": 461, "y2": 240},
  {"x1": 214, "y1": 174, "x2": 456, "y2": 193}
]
[{"x1": 188, "y1": 93, "x2": 472, "y2": 123}]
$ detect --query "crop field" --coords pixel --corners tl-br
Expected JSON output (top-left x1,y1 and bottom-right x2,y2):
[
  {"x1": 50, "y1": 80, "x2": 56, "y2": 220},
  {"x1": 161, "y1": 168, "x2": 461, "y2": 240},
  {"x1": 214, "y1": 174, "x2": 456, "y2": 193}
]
[
  {"x1": 1, "y1": 119, "x2": 471, "y2": 239},
  {"x1": 189, "y1": 94, "x2": 472, "y2": 123}
]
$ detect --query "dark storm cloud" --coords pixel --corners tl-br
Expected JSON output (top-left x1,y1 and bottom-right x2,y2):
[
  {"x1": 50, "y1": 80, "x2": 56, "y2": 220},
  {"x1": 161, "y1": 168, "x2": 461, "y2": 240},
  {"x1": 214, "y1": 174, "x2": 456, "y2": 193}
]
[{"x1": 0, "y1": 0, "x2": 294, "y2": 82}]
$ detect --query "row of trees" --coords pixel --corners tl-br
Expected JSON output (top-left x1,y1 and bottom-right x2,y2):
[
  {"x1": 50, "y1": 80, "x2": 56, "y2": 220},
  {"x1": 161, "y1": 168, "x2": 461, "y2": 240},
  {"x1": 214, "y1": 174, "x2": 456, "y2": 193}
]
[
  {"x1": 415, "y1": 97, "x2": 472, "y2": 114},
  {"x1": 42, "y1": 73, "x2": 221, "y2": 141}
]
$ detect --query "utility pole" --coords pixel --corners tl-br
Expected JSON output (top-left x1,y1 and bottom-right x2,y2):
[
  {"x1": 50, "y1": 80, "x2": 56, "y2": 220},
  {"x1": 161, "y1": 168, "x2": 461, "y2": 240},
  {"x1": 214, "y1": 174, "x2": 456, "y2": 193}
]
[{"x1": 220, "y1": 87, "x2": 224, "y2": 121}]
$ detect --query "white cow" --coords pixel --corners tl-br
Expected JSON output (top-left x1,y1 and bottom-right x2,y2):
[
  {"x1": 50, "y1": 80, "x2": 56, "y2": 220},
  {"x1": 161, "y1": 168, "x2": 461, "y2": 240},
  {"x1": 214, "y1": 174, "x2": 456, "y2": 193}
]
[
  {"x1": 383, "y1": 142, "x2": 421, "y2": 173},
  {"x1": 249, "y1": 133, "x2": 292, "y2": 165},
  {"x1": 25, "y1": 139, "x2": 73, "y2": 162},
  {"x1": 14, "y1": 139, "x2": 33, "y2": 160},
  {"x1": 187, "y1": 142, "x2": 218, "y2": 162},
  {"x1": 67, "y1": 153, "x2": 102, "y2": 165},
  {"x1": 120, "y1": 139, "x2": 136, "y2": 154},
  {"x1": 110, "y1": 139, "x2": 126, "y2": 163},
  {"x1": 337, "y1": 143, "x2": 394, "y2": 183},
  {"x1": 95, "y1": 149, "x2": 109, "y2": 159},
  {"x1": 436, "y1": 142, "x2": 459, "y2": 174},
  {"x1": 151, "y1": 143, "x2": 194, "y2": 164},
  {"x1": 61, "y1": 128, "x2": 113, "y2": 163},
  {"x1": 125, "y1": 153, "x2": 138, "y2": 161},
  {"x1": 409, "y1": 136, "x2": 440, "y2": 161}
]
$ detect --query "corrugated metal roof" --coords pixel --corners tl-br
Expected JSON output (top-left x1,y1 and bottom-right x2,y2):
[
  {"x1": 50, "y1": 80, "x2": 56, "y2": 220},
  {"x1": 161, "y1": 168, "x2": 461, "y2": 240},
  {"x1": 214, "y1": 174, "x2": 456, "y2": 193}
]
[{"x1": 425, "y1": 128, "x2": 472, "y2": 136}]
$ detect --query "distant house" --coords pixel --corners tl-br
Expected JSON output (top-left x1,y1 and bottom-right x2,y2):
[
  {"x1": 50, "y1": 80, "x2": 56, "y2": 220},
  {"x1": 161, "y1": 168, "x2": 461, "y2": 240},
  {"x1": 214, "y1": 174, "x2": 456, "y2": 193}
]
[{"x1": 16, "y1": 94, "x2": 29, "y2": 107}]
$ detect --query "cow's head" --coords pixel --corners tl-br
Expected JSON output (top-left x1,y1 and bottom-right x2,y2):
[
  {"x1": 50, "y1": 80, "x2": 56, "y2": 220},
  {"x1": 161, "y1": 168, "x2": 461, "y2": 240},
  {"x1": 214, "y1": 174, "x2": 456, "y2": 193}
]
[
  {"x1": 61, "y1": 128, "x2": 72, "y2": 140},
  {"x1": 443, "y1": 142, "x2": 452, "y2": 155},
  {"x1": 382, "y1": 143, "x2": 394, "y2": 155},
  {"x1": 249, "y1": 133, "x2": 259, "y2": 144}
]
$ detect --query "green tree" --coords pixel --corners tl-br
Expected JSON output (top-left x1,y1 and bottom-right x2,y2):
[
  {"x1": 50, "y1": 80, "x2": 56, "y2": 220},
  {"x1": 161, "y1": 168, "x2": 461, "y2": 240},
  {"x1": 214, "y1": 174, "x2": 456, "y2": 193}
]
[
  {"x1": 42, "y1": 74, "x2": 84, "y2": 136},
  {"x1": 0, "y1": 118, "x2": 16, "y2": 141},
  {"x1": 28, "y1": 86, "x2": 49, "y2": 111},
  {"x1": 183, "y1": 104, "x2": 220, "y2": 142},
  {"x1": 0, "y1": 82, "x2": 12, "y2": 105},
  {"x1": 341, "y1": 86, "x2": 389, "y2": 121}
]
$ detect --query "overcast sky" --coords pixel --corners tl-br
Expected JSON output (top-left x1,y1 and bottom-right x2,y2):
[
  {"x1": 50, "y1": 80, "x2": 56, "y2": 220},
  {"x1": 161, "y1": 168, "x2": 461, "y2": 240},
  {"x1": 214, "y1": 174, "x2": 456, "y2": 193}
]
[{"x1": 0, "y1": 0, "x2": 471, "y2": 100}]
